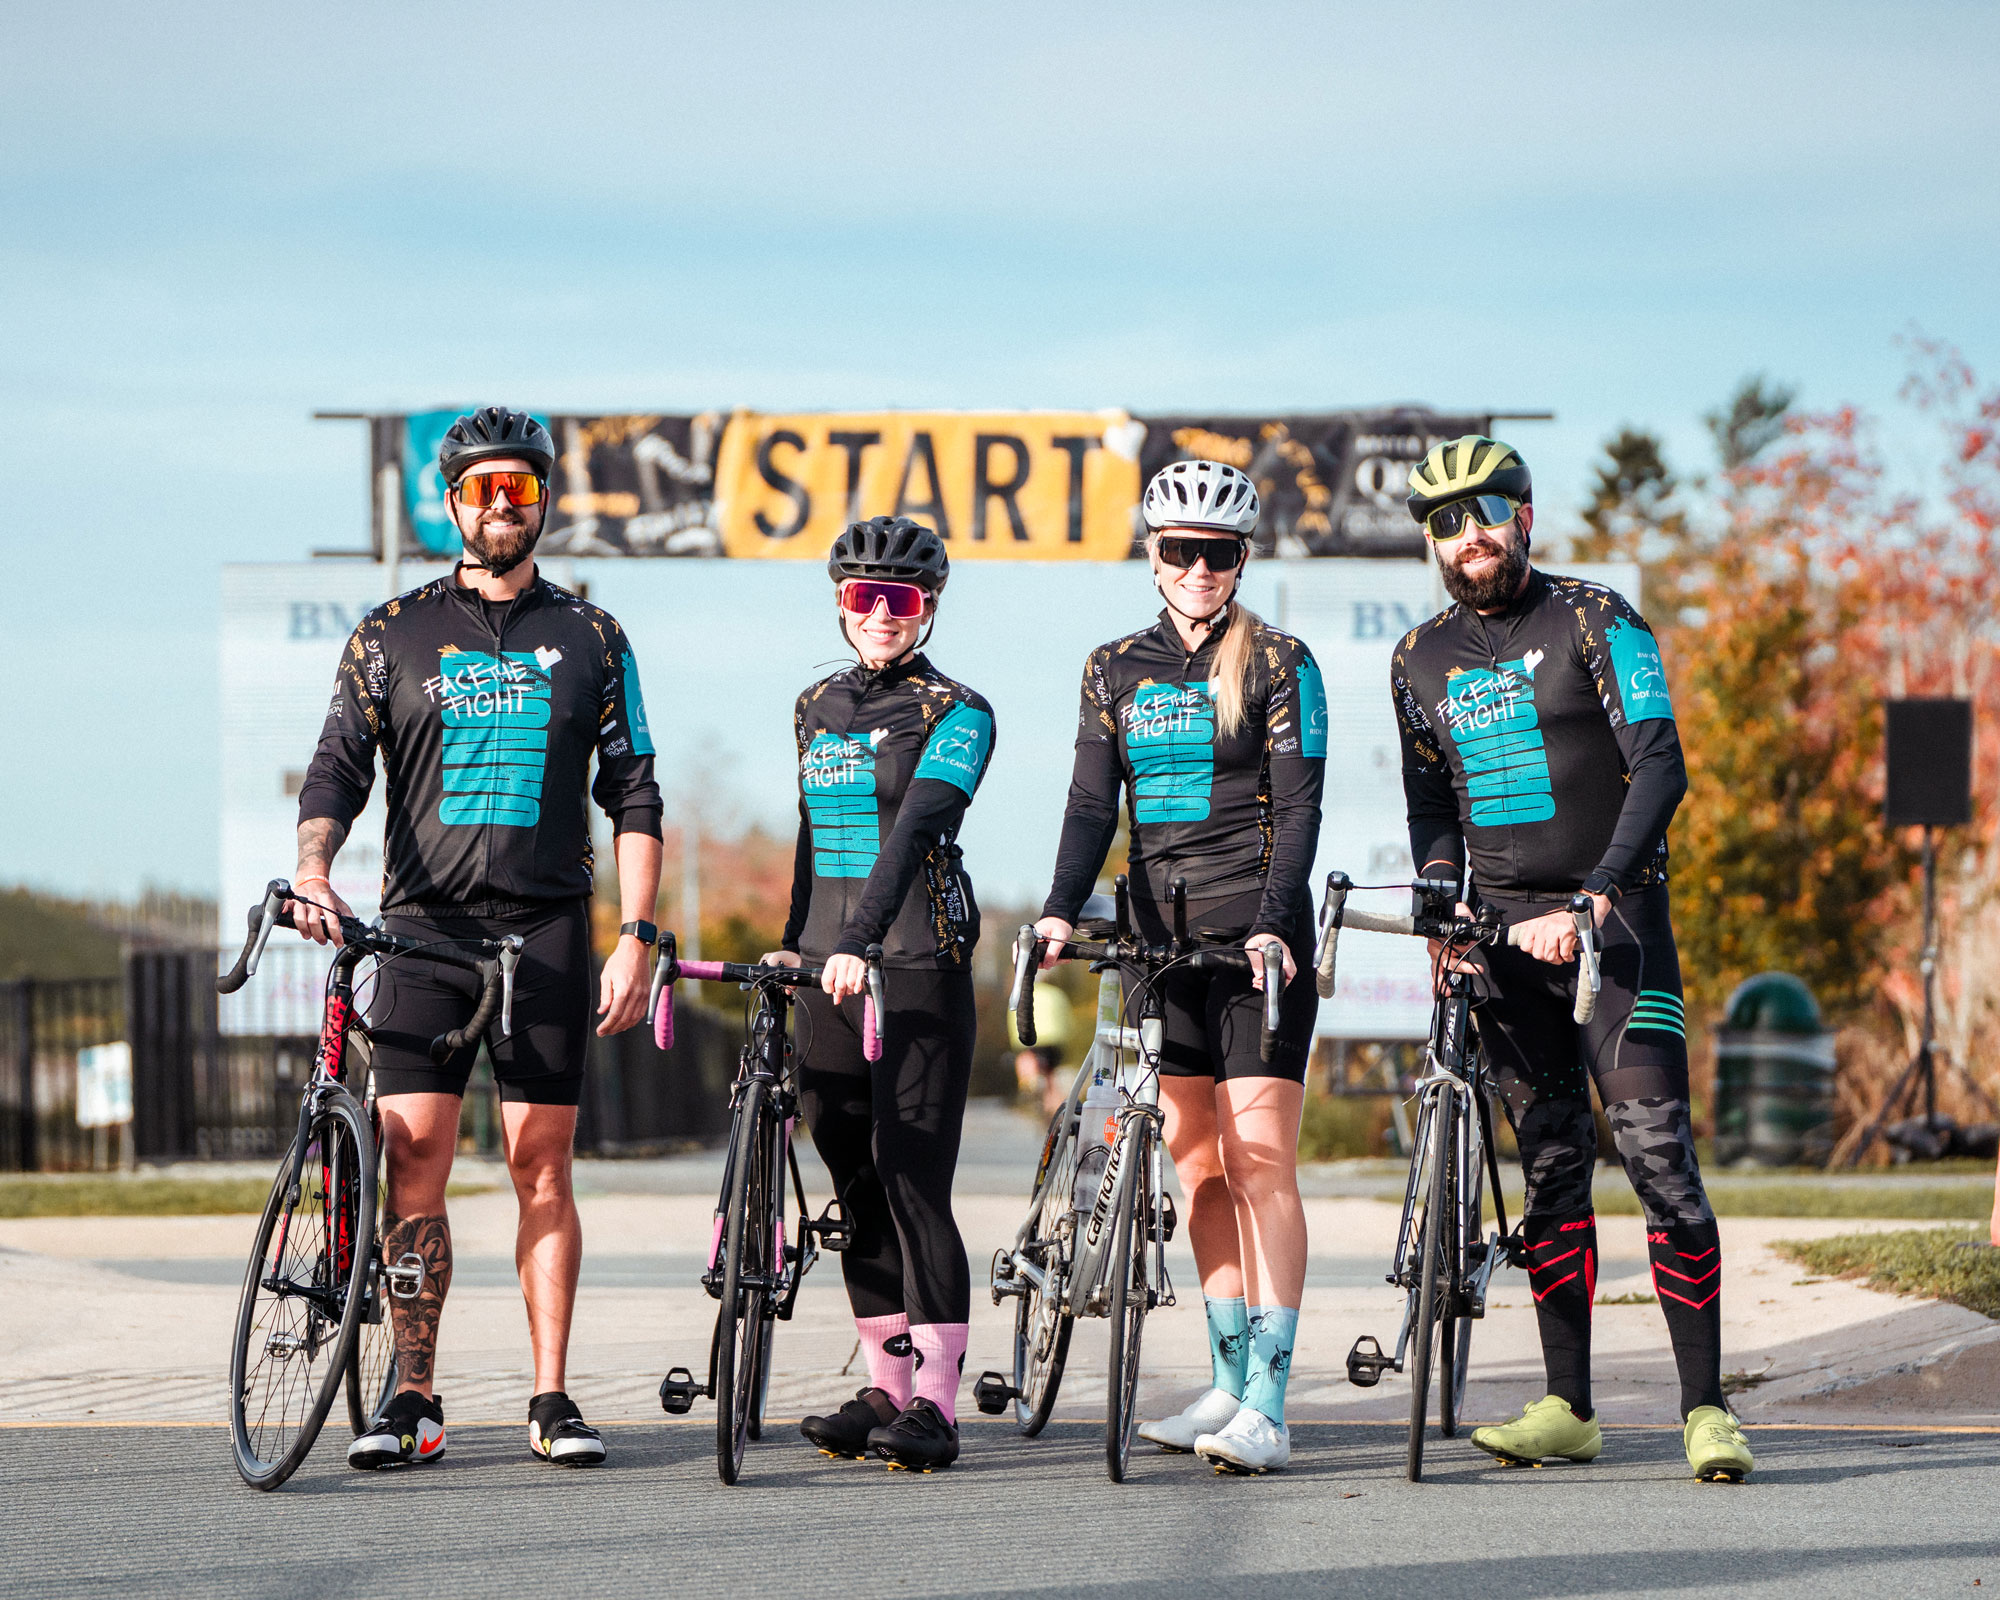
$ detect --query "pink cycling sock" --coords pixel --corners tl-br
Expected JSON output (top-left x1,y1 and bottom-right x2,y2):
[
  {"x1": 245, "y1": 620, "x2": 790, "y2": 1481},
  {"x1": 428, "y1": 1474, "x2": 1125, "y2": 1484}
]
[
  {"x1": 856, "y1": 1313, "x2": 913, "y2": 1408},
  {"x1": 910, "y1": 1323, "x2": 969, "y2": 1423}
]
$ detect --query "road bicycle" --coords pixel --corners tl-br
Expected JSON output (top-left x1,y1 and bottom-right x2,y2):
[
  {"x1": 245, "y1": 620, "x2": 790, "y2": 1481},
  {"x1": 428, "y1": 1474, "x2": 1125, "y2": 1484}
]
[
  {"x1": 974, "y1": 876, "x2": 1282, "y2": 1483},
  {"x1": 216, "y1": 879, "x2": 520, "y2": 1490},
  {"x1": 1314, "y1": 871, "x2": 1599, "y2": 1481},
  {"x1": 649, "y1": 936, "x2": 878, "y2": 1485}
]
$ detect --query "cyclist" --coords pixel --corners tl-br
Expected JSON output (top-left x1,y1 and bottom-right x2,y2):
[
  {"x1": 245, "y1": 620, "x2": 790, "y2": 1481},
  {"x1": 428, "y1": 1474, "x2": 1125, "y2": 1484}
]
[
  {"x1": 1390, "y1": 435, "x2": 1752, "y2": 1482},
  {"x1": 292, "y1": 406, "x2": 663, "y2": 1472},
  {"x1": 766, "y1": 516, "x2": 996, "y2": 1472},
  {"x1": 1033, "y1": 460, "x2": 1327, "y2": 1475}
]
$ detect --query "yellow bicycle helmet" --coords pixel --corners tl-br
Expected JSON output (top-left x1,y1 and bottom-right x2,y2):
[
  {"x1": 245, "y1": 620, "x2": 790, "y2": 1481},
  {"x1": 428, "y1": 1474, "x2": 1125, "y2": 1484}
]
[{"x1": 1406, "y1": 435, "x2": 1532, "y2": 524}]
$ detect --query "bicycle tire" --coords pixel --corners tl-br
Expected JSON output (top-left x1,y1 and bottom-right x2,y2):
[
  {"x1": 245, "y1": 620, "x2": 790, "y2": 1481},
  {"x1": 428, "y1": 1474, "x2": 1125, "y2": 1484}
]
[
  {"x1": 1011, "y1": 1107, "x2": 1076, "y2": 1436},
  {"x1": 1439, "y1": 1121, "x2": 1481, "y2": 1438},
  {"x1": 1103, "y1": 1120, "x2": 1151, "y2": 1483},
  {"x1": 747, "y1": 1120, "x2": 784, "y2": 1443},
  {"x1": 345, "y1": 1105, "x2": 396, "y2": 1434},
  {"x1": 715, "y1": 1079, "x2": 769, "y2": 1485},
  {"x1": 229, "y1": 1090, "x2": 375, "y2": 1490},
  {"x1": 1406, "y1": 1093, "x2": 1454, "y2": 1483}
]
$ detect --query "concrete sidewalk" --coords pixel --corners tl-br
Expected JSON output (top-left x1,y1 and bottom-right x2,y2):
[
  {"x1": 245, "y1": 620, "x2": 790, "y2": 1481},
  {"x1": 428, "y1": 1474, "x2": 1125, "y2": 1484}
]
[{"x1": 4, "y1": 1103, "x2": 1996, "y2": 1428}]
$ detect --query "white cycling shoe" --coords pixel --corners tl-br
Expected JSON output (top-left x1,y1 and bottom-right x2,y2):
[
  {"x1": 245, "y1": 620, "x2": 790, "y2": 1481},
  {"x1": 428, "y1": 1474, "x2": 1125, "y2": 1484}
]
[
  {"x1": 1195, "y1": 1406, "x2": 1291, "y2": 1474},
  {"x1": 1138, "y1": 1387, "x2": 1244, "y2": 1453}
]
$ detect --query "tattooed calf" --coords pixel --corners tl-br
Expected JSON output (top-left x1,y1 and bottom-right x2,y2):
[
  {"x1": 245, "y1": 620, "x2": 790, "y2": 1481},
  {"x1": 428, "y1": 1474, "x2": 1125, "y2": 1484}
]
[{"x1": 382, "y1": 1212, "x2": 453, "y2": 1389}]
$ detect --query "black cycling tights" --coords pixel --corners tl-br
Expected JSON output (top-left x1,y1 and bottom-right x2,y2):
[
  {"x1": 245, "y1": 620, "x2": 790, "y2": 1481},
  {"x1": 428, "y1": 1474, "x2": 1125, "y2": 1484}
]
[
  {"x1": 796, "y1": 969, "x2": 974, "y2": 1328},
  {"x1": 1475, "y1": 886, "x2": 1725, "y2": 1420}
]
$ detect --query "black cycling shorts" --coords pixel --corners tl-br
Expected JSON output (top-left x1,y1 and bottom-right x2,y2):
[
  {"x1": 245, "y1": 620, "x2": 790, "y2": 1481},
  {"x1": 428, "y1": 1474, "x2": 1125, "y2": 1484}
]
[
  {"x1": 1145, "y1": 891, "x2": 1319, "y2": 1085},
  {"x1": 366, "y1": 898, "x2": 592, "y2": 1107},
  {"x1": 1472, "y1": 883, "x2": 1689, "y2": 1121}
]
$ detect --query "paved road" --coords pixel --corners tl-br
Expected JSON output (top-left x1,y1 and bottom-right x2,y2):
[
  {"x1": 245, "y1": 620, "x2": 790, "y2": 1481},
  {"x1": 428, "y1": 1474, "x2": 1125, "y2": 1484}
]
[{"x1": 9, "y1": 1423, "x2": 1996, "y2": 1599}]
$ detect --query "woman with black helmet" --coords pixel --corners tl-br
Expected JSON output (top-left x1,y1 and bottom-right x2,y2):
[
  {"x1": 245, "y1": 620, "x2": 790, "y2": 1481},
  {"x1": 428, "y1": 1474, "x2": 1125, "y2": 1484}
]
[
  {"x1": 1032, "y1": 459, "x2": 1326, "y2": 1475},
  {"x1": 762, "y1": 515, "x2": 997, "y2": 1472}
]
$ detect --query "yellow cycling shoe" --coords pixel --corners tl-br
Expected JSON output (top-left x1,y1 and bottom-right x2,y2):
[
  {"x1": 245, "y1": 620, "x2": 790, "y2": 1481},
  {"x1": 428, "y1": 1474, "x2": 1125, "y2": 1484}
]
[
  {"x1": 1470, "y1": 1395, "x2": 1603, "y2": 1467},
  {"x1": 1684, "y1": 1405, "x2": 1753, "y2": 1482}
]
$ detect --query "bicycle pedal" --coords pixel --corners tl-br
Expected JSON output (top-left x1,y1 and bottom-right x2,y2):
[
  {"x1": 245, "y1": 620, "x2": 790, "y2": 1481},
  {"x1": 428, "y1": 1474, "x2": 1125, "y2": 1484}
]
[
  {"x1": 972, "y1": 1371, "x2": 1019, "y2": 1415},
  {"x1": 1346, "y1": 1334, "x2": 1394, "y2": 1388},
  {"x1": 657, "y1": 1367, "x2": 702, "y2": 1415},
  {"x1": 810, "y1": 1200, "x2": 854, "y2": 1253},
  {"x1": 383, "y1": 1252, "x2": 425, "y2": 1300}
]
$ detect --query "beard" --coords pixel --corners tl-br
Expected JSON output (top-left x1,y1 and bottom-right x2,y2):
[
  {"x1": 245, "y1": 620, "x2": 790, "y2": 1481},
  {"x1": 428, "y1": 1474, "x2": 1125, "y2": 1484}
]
[
  {"x1": 463, "y1": 512, "x2": 541, "y2": 576},
  {"x1": 1438, "y1": 534, "x2": 1529, "y2": 609}
]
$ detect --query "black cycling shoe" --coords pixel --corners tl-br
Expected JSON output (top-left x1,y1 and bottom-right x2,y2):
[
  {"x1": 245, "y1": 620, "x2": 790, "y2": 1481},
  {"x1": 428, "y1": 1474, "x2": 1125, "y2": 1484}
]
[
  {"x1": 527, "y1": 1390, "x2": 607, "y2": 1467},
  {"x1": 801, "y1": 1387, "x2": 900, "y2": 1460},
  {"x1": 867, "y1": 1397, "x2": 960, "y2": 1472},
  {"x1": 348, "y1": 1390, "x2": 447, "y2": 1470}
]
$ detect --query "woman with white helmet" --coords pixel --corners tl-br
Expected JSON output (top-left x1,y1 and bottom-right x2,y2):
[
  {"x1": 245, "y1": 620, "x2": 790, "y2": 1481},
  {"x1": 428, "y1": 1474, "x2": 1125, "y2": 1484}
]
[{"x1": 1032, "y1": 460, "x2": 1327, "y2": 1474}]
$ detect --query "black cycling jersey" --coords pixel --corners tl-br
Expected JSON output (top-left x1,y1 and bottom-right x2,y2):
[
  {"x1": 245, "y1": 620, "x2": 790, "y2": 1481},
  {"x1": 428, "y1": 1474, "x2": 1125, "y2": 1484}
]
[
  {"x1": 1390, "y1": 569, "x2": 1687, "y2": 899},
  {"x1": 781, "y1": 655, "x2": 995, "y2": 970},
  {"x1": 1043, "y1": 609, "x2": 1327, "y2": 939},
  {"x1": 298, "y1": 569, "x2": 664, "y2": 911}
]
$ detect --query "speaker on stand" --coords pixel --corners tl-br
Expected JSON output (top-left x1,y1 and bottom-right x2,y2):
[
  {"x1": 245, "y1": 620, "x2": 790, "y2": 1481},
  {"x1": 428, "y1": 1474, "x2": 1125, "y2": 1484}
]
[{"x1": 1846, "y1": 698, "x2": 1982, "y2": 1164}]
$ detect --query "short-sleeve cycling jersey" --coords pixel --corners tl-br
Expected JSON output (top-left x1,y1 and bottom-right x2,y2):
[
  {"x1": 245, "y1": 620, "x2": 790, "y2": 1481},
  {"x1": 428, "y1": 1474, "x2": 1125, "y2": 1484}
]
[
  {"x1": 1043, "y1": 609, "x2": 1327, "y2": 937},
  {"x1": 297, "y1": 570, "x2": 663, "y2": 911},
  {"x1": 1390, "y1": 569, "x2": 1686, "y2": 899},
  {"x1": 782, "y1": 655, "x2": 995, "y2": 970}
]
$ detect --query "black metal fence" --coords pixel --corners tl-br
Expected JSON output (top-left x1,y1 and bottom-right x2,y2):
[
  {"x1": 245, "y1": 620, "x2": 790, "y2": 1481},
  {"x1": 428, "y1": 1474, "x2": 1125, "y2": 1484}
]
[{"x1": 0, "y1": 950, "x2": 737, "y2": 1172}]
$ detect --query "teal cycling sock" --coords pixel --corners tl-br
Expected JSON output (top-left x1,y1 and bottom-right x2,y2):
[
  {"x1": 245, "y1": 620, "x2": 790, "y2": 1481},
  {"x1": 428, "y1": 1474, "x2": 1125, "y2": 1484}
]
[
  {"x1": 1243, "y1": 1305, "x2": 1299, "y2": 1424},
  {"x1": 1205, "y1": 1295, "x2": 1250, "y2": 1400}
]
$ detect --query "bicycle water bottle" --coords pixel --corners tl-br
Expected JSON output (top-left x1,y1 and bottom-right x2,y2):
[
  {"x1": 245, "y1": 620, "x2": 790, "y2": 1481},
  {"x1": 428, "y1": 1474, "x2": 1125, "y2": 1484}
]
[{"x1": 1071, "y1": 1061, "x2": 1119, "y2": 1211}]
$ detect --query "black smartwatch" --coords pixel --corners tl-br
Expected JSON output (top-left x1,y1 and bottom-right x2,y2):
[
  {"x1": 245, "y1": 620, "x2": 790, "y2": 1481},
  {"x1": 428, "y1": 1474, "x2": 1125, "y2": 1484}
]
[{"x1": 618, "y1": 920, "x2": 658, "y2": 945}]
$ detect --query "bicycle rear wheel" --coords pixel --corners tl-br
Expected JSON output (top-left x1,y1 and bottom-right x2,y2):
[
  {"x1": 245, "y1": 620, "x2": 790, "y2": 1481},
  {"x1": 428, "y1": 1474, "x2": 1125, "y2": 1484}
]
[
  {"x1": 1104, "y1": 1120, "x2": 1152, "y2": 1483},
  {"x1": 229, "y1": 1090, "x2": 375, "y2": 1490},
  {"x1": 715, "y1": 1079, "x2": 772, "y2": 1485},
  {"x1": 1011, "y1": 1107, "x2": 1076, "y2": 1436},
  {"x1": 1406, "y1": 1093, "x2": 1456, "y2": 1483},
  {"x1": 345, "y1": 1104, "x2": 396, "y2": 1434}
]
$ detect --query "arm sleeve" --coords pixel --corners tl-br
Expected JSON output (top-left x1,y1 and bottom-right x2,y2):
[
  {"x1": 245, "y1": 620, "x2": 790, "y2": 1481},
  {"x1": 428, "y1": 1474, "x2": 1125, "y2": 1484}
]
[
  {"x1": 1042, "y1": 652, "x2": 1124, "y2": 924},
  {"x1": 1393, "y1": 650, "x2": 1465, "y2": 879},
  {"x1": 1580, "y1": 589, "x2": 1685, "y2": 894},
  {"x1": 1251, "y1": 644, "x2": 1327, "y2": 940},
  {"x1": 590, "y1": 619, "x2": 664, "y2": 839},
  {"x1": 296, "y1": 622, "x2": 383, "y2": 831},
  {"x1": 832, "y1": 779, "x2": 972, "y2": 958},
  {"x1": 780, "y1": 804, "x2": 812, "y2": 955}
]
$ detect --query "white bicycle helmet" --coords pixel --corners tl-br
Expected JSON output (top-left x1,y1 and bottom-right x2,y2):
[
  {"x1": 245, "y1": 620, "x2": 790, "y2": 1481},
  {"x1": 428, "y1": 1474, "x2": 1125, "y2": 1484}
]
[{"x1": 1141, "y1": 459, "x2": 1261, "y2": 535}]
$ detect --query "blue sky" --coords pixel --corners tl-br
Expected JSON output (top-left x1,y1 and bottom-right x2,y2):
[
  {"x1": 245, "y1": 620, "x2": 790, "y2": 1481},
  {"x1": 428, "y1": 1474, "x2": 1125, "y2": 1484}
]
[{"x1": 4, "y1": 1, "x2": 1997, "y2": 896}]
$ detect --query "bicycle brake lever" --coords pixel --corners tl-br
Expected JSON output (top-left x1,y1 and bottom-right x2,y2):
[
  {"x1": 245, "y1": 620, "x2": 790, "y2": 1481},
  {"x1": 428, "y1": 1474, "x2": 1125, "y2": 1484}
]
[
  {"x1": 1568, "y1": 893, "x2": 1601, "y2": 1024},
  {"x1": 1315, "y1": 871, "x2": 1350, "y2": 999},
  {"x1": 498, "y1": 937, "x2": 522, "y2": 1038}
]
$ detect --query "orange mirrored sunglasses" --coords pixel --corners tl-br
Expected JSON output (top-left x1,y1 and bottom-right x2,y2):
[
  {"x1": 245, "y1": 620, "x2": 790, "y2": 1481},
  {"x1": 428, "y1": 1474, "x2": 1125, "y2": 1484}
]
[{"x1": 452, "y1": 470, "x2": 545, "y2": 509}]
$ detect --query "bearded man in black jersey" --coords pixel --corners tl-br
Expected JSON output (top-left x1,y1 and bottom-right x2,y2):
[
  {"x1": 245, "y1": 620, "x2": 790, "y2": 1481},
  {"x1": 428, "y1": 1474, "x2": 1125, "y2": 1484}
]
[{"x1": 1389, "y1": 435, "x2": 1752, "y2": 1483}]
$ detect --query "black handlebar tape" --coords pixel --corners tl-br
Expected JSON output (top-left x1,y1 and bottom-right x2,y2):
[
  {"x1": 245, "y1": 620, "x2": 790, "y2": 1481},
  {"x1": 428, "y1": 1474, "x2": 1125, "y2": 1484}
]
[
  {"x1": 1013, "y1": 935, "x2": 1040, "y2": 1049},
  {"x1": 431, "y1": 962, "x2": 502, "y2": 1066}
]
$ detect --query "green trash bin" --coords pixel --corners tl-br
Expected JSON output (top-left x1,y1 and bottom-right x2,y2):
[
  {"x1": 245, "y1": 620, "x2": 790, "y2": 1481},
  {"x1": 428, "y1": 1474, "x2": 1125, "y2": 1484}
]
[{"x1": 1712, "y1": 973, "x2": 1836, "y2": 1168}]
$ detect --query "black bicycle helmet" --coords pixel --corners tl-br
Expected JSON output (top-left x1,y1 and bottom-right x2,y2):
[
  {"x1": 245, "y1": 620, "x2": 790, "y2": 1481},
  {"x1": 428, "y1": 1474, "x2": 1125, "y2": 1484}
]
[
  {"x1": 438, "y1": 406, "x2": 556, "y2": 485},
  {"x1": 826, "y1": 515, "x2": 950, "y2": 594}
]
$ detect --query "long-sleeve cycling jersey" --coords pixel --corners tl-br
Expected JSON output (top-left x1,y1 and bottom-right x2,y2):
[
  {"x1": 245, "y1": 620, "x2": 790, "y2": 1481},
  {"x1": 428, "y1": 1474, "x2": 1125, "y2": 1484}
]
[
  {"x1": 1390, "y1": 568, "x2": 1687, "y2": 899},
  {"x1": 781, "y1": 655, "x2": 996, "y2": 970},
  {"x1": 297, "y1": 570, "x2": 664, "y2": 912},
  {"x1": 1042, "y1": 609, "x2": 1327, "y2": 938}
]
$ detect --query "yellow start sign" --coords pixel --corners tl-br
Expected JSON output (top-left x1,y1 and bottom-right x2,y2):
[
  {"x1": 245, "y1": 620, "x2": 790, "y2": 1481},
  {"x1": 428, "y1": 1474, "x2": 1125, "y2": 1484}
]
[{"x1": 714, "y1": 410, "x2": 1143, "y2": 560}]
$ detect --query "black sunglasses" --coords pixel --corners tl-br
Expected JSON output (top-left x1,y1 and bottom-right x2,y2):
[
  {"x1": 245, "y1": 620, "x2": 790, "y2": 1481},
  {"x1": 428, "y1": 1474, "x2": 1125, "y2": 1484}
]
[{"x1": 1156, "y1": 534, "x2": 1247, "y2": 572}]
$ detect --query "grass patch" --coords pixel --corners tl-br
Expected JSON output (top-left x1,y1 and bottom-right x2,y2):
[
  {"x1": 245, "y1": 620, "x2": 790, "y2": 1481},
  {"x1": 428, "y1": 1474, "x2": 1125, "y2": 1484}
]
[
  {"x1": 1592, "y1": 1181, "x2": 1991, "y2": 1220},
  {"x1": 0, "y1": 1174, "x2": 497, "y2": 1218},
  {"x1": 1298, "y1": 1095, "x2": 1387, "y2": 1161},
  {"x1": 1596, "y1": 1290, "x2": 1656, "y2": 1306},
  {"x1": 1773, "y1": 1226, "x2": 2000, "y2": 1319}
]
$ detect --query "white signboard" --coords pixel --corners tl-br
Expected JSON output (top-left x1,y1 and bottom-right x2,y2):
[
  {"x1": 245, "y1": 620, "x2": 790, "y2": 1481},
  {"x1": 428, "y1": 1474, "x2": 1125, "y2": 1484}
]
[{"x1": 76, "y1": 1042, "x2": 133, "y2": 1128}]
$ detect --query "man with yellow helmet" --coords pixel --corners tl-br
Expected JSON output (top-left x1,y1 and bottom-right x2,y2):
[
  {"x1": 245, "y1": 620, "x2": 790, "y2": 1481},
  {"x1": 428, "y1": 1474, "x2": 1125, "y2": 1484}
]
[{"x1": 1389, "y1": 435, "x2": 1753, "y2": 1483}]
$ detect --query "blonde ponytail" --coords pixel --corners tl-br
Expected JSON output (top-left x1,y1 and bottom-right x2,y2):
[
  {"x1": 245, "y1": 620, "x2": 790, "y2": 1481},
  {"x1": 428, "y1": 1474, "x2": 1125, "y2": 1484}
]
[{"x1": 1210, "y1": 603, "x2": 1262, "y2": 741}]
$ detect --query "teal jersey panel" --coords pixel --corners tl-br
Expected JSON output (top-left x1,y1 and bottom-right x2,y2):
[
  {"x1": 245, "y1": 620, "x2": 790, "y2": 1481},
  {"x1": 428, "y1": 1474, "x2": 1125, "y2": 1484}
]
[
  {"x1": 914, "y1": 702, "x2": 993, "y2": 797},
  {"x1": 1606, "y1": 617, "x2": 1675, "y2": 722},
  {"x1": 1129, "y1": 680, "x2": 1216, "y2": 823},
  {"x1": 435, "y1": 650, "x2": 552, "y2": 828},
  {"x1": 1296, "y1": 657, "x2": 1328, "y2": 759},
  {"x1": 802, "y1": 730, "x2": 879, "y2": 878},
  {"x1": 620, "y1": 649, "x2": 656, "y2": 756},
  {"x1": 1442, "y1": 658, "x2": 1555, "y2": 825}
]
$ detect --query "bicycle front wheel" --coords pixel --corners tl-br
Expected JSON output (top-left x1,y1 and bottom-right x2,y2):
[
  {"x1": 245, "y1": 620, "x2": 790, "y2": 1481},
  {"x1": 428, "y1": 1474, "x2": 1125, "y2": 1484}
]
[
  {"x1": 1406, "y1": 1093, "x2": 1456, "y2": 1483},
  {"x1": 1104, "y1": 1121, "x2": 1152, "y2": 1483},
  {"x1": 1438, "y1": 1122, "x2": 1481, "y2": 1438},
  {"x1": 345, "y1": 1105, "x2": 396, "y2": 1434},
  {"x1": 715, "y1": 1079, "x2": 772, "y2": 1485},
  {"x1": 229, "y1": 1090, "x2": 376, "y2": 1490}
]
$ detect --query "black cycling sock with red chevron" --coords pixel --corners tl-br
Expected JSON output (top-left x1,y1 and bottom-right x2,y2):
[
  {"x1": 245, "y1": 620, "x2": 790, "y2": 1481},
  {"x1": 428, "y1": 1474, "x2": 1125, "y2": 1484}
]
[
  {"x1": 1523, "y1": 1209, "x2": 1597, "y2": 1418},
  {"x1": 1648, "y1": 1220, "x2": 1726, "y2": 1415}
]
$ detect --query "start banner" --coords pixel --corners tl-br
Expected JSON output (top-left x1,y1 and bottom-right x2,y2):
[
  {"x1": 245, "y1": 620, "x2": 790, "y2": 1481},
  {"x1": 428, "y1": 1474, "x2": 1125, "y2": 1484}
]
[{"x1": 392, "y1": 406, "x2": 1500, "y2": 561}]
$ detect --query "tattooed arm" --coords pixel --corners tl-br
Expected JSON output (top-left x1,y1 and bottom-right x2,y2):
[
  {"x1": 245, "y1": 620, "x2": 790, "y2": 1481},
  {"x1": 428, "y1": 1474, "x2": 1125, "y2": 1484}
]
[
  {"x1": 381, "y1": 1211, "x2": 453, "y2": 1396},
  {"x1": 292, "y1": 817, "x2": 354, "y2": 947}
]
